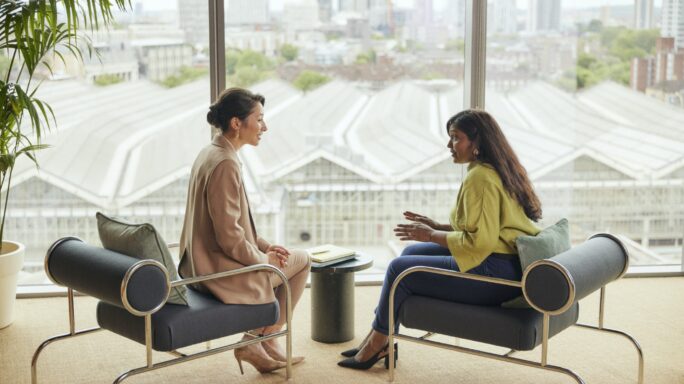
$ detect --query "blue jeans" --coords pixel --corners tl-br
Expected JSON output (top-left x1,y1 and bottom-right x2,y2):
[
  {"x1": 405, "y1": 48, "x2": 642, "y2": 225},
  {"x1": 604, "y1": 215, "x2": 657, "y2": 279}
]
[{"x1": 371, "y1": 242, "x2": 523, "y2": 335}]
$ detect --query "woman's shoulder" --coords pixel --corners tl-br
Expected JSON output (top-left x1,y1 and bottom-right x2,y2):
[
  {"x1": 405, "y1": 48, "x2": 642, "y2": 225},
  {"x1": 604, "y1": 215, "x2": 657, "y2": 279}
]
[{"x1": 465, "y1": 162, "x2": 501, "y2": 186}]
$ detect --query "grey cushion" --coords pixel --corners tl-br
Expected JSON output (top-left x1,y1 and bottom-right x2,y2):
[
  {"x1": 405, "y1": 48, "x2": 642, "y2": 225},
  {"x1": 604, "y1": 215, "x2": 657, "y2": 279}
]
[
  {"x1": 400, "y1": 295, "x2": 579, "y2": 351},
  {"x1": 97, "y1": 287, "x2": 279, "y2": 351},
  {"x1": 48, "y1": 238, "x2": 169, "y2": 313},
  {"x1": 502, "y1": 218, "x2": 570, "y2": 308},
  {"x1": 96, "y1": 212, "x2": 188, "y2": 306}
]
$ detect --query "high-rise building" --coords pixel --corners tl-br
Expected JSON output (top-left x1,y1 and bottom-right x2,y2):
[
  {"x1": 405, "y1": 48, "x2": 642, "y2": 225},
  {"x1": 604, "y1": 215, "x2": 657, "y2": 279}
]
[
  {"x1": 178, "y1": 0, "x2": 208, "y2": 48},
  {"x1": 630, "y1": 37, "x2": 684, "y2": 91},
  {"x1": 488, "y1": 0, "x2": 517, "y2": 35},
  {"x1": 661, "y1": 0, "x2": 684, "y2": 50},
  {"x1": 444, "y1": 0, "x2": 466, "y2": 38},
  {"x1": 368, "y1": 0, "x2": 390, "y2": 29},
  {"x1": 226, "y1": 0, "x2": 269, "y2": 26},
  {"x1": 413, "y1": 0, "x2": 434, "y2": 26},
  {"x1": 631, "y1": 57, "x2": 653, "y2": 92},
  {"x1": 284, "y1": 0, "x2": 320, "y2": 31},
  {"x1": 527, "y1": 0, "x2": 560, "y2": 33},
  {"x1": 318, "y1": 0, "x2": 333, "y2": 22},
  {"x1": 339, "y1": 0, "x2": 369, "y2": 15},
  {"x1": 634, "y1": 0, "x2": 654, "y2": 29}
]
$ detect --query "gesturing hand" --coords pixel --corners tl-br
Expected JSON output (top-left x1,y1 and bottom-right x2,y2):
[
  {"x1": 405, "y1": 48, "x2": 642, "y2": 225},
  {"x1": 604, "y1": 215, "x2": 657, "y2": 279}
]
[
  {"x1": 266, "y1": 245, "x2": 290, "y2": 268},
  {"x1": 403, "y1": 211, "x2": 439, "y2": 229},
  {"x1": 394, "y1": 222, "x2": 434, "y2": 242}
]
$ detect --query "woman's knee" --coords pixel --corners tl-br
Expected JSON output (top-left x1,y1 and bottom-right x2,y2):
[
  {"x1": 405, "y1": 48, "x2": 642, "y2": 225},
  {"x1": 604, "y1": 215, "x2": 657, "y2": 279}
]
[
  {"x1": 400, "y1": 243, "x2": 425, "y2": 257},
  {"x1": 386, "y1": 256, "x2": 415, "y2": 279},
  {"x1": 291, "y1": 249, "x2": 311, "y2": 273}
]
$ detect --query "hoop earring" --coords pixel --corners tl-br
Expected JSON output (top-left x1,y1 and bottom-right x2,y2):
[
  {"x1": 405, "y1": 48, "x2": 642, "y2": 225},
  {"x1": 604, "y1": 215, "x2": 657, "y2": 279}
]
[{"x1": 473, "y1": 148, "x2": 479, "y2": 157}]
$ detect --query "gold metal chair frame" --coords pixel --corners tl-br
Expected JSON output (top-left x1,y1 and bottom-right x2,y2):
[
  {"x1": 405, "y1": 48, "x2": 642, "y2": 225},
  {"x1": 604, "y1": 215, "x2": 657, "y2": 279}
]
[
  {"x1": 387, "y1": 265, "x2": 644, "y2": 384},
  {"x1": 31, "y1": 241, "x2": 293, "y2": 384}
]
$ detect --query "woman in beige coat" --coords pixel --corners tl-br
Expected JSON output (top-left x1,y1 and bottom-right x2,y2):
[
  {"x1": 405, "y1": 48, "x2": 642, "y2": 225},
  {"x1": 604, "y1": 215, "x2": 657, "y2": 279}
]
[{"x1": 179, "y1": 87, "x2": 310, "y2": 374}]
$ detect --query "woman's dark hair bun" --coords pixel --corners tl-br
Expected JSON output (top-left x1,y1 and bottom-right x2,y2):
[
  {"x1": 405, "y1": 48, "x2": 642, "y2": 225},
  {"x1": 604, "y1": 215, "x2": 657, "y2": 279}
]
[{"x1": 206, "y1": 105, "x2": 220, "y2": 127}]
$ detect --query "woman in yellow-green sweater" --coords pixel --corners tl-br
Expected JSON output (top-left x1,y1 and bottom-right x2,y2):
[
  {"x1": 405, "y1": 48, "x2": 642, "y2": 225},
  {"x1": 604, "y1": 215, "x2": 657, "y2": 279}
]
[{"x1": 338, "y1": 109, "x2": 543, "y2": 370}]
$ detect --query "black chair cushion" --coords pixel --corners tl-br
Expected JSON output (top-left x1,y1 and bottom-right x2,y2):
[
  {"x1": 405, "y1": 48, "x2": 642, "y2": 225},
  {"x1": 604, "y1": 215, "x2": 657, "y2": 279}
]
[
  {"x1": 97, "y1": 287, "x2": 279, "y2": 351},
  {"x1": 399, "y1": 295, "x2": 579, "y2": 351}
]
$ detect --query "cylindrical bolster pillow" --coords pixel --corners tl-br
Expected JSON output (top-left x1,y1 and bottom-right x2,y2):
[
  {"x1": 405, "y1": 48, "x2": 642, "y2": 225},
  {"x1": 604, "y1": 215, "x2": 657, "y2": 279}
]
[
  {"x1": 523, "y1": 234, "x2": 628, "y2": 314},
  {"x1": 46, "y1": 238, "x2": 170, "y2": 315}
]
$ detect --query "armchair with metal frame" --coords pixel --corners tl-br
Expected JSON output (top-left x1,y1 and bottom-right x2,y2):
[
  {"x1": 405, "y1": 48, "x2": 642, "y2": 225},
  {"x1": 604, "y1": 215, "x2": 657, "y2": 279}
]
[
  {"x1": 31, "y1": 237, "x2": 293, "y2": 384},
  {"x1": 388, "y1": 233, "x2": 644, "y2": 384}
]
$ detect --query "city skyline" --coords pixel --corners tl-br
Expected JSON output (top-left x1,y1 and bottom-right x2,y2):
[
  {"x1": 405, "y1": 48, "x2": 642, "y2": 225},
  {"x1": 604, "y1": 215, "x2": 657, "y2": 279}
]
[{"x1": 133, "y1": 0, "x2": 656, "y2": 12}]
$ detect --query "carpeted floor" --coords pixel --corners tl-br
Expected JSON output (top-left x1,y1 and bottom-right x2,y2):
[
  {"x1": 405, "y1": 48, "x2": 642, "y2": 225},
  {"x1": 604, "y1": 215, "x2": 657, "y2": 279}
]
[{"x1": 2, "y1": 278, "x2": 683, "y2": 384}]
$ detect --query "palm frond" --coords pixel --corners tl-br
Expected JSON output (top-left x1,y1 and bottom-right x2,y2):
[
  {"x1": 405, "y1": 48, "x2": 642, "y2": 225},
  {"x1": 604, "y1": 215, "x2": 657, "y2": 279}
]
[{"x1": 0, "y1": 0, "x2": 132, "y2": 244}]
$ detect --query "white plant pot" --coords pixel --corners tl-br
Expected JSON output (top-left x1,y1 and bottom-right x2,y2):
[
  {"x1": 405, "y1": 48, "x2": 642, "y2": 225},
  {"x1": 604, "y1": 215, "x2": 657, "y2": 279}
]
[{"x1": 0, "y1": 240, "x2": 24, "y2": 329}]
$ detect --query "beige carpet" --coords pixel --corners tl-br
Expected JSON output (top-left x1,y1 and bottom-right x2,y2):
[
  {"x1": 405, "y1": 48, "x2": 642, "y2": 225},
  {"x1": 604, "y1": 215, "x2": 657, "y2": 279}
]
[{"x1": 2, "y1": 278, "x2": 683, "y2": 384}]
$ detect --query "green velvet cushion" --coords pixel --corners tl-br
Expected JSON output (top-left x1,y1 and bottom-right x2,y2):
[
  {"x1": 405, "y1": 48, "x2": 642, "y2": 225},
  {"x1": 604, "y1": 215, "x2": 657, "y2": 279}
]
[
  {"x1": 501, "y1": 218, "x2": 570, "y2": 309},
  {"x1": 96, "y1": 212, "x2": 188, "y2": 306}
]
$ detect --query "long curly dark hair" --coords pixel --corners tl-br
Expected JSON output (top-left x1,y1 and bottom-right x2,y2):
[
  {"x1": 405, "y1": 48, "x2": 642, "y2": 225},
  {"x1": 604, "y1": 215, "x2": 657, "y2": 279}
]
[{"x1": 446, "y1": 109, "x2": 542, "y2": 221}]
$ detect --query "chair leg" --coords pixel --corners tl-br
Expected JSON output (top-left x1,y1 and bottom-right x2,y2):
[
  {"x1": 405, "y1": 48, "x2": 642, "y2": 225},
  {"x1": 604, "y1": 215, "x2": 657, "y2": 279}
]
[
  {"x1": 576, "y1": 324, "x2": 644, "y2": 384},
  {"x1": 113, "y1": 331, "x2": 290, "y2": 383},
  {"x1": 390, "y1": 334, "x2": 585, "y2": 384},
  {"x1": 31, "y1": 328, "x2": 102, "y2": 384}
]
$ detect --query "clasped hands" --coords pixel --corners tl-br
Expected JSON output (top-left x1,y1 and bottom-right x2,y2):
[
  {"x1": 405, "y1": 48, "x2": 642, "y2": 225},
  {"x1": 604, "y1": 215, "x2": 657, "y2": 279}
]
[
  {"x1": 266, "y1": 245, "x2": 290, "y2": 268},
  {"x1": 394, "y1": 211, "x2": 437, "y2": 242}
]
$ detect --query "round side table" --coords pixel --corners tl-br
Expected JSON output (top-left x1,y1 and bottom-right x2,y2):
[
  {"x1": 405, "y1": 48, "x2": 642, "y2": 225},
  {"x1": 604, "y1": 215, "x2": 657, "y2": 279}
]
[{"x1": 310, "y1": 254, "x2": 373, "y2": 343}]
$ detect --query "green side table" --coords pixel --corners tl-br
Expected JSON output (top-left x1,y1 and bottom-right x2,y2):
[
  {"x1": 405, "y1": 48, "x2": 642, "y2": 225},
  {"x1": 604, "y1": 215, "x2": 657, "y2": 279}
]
[{"x1": 310, "y1": 254, "x2": 373, "y2": 343}]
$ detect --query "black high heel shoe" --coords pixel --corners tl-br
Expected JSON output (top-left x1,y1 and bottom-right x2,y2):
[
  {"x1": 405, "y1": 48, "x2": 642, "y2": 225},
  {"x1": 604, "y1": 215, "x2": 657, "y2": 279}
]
[
  {"x1": 337, "y1": 343, "x2": 398, "y2": 370},
  {"x1": 341, "y1": 343, "x2": 399, "y2": 359},
  {"x1": 340, "y1": 347, "x2": 358, "y2": 358}
]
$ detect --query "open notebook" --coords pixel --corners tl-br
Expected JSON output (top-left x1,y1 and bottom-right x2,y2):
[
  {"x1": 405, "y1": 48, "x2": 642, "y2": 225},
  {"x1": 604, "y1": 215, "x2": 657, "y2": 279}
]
[{"x1": 307, "y1": 244, "x2": 357, "y2": 266}]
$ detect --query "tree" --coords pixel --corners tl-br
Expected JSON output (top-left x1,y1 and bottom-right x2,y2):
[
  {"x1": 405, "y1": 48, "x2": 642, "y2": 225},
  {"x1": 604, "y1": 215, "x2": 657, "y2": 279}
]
[
  {"x1": 159, "y1": 66, "x2": 209, "y2": 88},
  {"x1": 224, "y1": 49, "x2": 274, "y2": 86},
  {"x1": 293, "y1": 70, "x2": 330, "y2": 92},
  {"x1": 226, "y1": 49, "x2": 241, "y2": 75},
  {"x1": 94, "y1": 74, "x2": 124, "y2": 87},
  {"x1": 231, "y1": 66, "x2": 264, "y2": 87},
  {"x1": 587, "y1": 19, "x2": 603, "y2": 33},
  {"x1": 237, "y1": 50, "x2": 273, "y2": 71},
  {"x1": 355, "y1": 49, "x2": 377, "y2": 64},
  {"x1": 572, "y1": 25, "x2": 659, "y2": 90},
  {"x1": 280, "y1": 44, "x2": 298, "y2": 62},
  {"x1": 445, "y1": 39, "x2": 465, "y2": 52}
]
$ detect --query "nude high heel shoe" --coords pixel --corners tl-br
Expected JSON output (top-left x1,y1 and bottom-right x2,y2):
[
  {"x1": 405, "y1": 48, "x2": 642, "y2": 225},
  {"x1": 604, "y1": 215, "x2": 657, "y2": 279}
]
[
  {"x1": 233, "y1": 336, "x2": 286, "y2": 374},
  {"x1": 261, "y1": 337, "x2": 305, "y2": 365}
]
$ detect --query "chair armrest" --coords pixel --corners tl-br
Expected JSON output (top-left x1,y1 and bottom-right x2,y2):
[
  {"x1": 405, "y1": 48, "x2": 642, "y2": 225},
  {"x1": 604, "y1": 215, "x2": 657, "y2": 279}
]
[
  {"x1": 170, "y1": 263, "x2": 287, "y2": 288},
  {"x1": 46, "y1": 238, "x2": 170, "y2": 317},
  {"x1": 522, "y1": 233, "x2": 628, "y2": 315},
  {"x1": 391, "y1": 266, "x2": 522, "y2": 292}
]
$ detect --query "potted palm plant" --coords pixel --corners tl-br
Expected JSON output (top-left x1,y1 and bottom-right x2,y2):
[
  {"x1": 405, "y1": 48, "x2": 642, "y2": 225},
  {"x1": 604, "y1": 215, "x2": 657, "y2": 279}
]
[{"x1": 0, "y1": 0, "x2": 131, "y2": 328}]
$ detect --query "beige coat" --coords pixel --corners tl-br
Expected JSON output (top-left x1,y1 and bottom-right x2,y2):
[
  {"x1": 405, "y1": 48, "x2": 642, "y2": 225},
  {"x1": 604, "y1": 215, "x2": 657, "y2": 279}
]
[{"x1": 179, "y1": 134, "x2": 275, "y2": 305}]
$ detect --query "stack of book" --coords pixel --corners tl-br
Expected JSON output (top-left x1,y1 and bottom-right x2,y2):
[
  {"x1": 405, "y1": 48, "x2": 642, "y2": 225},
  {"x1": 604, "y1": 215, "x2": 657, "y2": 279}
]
[{"x1": 307, "y1": 244, "x2": 357, "y2": 267}]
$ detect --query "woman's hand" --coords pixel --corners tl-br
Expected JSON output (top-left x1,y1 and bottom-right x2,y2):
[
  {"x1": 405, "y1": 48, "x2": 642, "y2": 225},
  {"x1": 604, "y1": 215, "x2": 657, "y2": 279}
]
[
  {"x1": 266, "y1": 244, "x2": 290, "y2": 258},
  {"x1": 403, "y1": 211, "x2": 439, "y2": 229},
  {"x1": 266, "y1": 245, "x2": 289, "y2": 268},
  {"x1": 394, "y1": 222, "x2": 434, "y2": 242}
]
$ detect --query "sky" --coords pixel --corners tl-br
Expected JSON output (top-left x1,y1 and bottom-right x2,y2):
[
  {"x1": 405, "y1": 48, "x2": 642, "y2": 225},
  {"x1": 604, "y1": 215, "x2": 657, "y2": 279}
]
[{"x1": 135, "y1": 0, "x2": 652, "y2": 12}]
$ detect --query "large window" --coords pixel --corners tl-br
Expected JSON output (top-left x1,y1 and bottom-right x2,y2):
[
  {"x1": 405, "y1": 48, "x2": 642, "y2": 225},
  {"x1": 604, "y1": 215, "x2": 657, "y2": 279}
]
[
  {"x1": 485, "y1": 0, "x2": 684, "y2": 268},
  {"x1": 11, "y1": 0, "x2": 683, "y2": 291}
]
